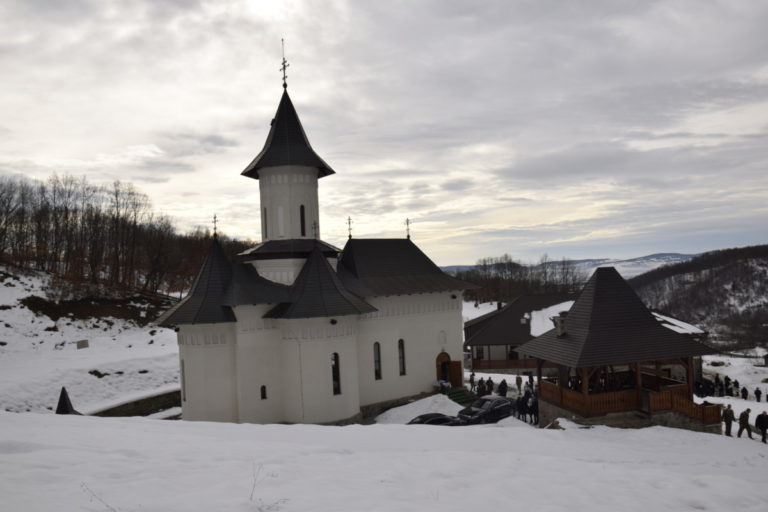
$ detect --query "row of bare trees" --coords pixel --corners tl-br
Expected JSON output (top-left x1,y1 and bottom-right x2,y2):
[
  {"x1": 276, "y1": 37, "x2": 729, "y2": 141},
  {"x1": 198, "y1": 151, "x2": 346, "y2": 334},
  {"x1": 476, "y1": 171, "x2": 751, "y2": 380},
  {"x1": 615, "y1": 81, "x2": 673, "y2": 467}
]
[
  {"x1": 0, "y1": 174, "x2": 250, "y2": 296},
  {"x1": 454, "y1": 253, "x2": 587, "y2": 304}
]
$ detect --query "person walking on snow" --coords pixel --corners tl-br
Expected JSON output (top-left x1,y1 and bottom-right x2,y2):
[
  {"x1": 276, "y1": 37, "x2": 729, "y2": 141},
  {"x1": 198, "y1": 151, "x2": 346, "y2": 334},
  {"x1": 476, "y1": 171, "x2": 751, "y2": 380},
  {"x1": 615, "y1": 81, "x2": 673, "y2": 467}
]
[
  {"x1": 755, "y1": 387, "x2": 762, "y2": 402},
  {"x1": 741, "y1": 387, "x2": 749, "y2": 400},
  {"x1": 722, "y1": 404, "x2": 735, "y2": 436},
  {"x1": 469, "y1": 372, "x2": 475, "y2": 392},
  {"x1": 756, "y1": 411, "x2": 768, "y2": 444},
  {"x1": 737, "y1": 408, "x2": 753, "y2": 439}
]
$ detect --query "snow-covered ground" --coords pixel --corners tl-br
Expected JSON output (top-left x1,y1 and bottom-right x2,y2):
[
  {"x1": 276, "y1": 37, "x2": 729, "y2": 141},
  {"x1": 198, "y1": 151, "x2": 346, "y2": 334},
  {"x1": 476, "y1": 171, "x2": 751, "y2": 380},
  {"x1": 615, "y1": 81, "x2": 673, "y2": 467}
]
[
  {"x1": 2, "y1": 407, "x2": 766, "y2": 512},
  {"x1": 0, "y1": 266, "x2": 178, "y2": 413}
]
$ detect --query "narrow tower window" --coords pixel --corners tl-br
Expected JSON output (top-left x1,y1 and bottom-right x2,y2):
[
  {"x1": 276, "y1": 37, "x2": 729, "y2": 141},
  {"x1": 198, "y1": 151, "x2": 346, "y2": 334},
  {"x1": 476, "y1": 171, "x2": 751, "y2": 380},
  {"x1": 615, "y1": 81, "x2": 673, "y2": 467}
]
[
  {"x1": 260, "y1": 385, "x2": 267, "y2": 400},
  {"x1": 181, "y1": 359, "x2": 186, "y2": 402},
  {"x1": 300, "y1": 205, "x2": 306, "y2": 236},
  {"x1": 373, "y1": 342, "x2": 382, "y2": 380},
  {"x1": 331, "y1": 352, "x2": 341, "y2": 395},
  {"x1": 263, "y1": 207, "x2": 268, "y2": 238},
  {"x1": 398, "y1": 339, "x2": 406, "y2": 376}
]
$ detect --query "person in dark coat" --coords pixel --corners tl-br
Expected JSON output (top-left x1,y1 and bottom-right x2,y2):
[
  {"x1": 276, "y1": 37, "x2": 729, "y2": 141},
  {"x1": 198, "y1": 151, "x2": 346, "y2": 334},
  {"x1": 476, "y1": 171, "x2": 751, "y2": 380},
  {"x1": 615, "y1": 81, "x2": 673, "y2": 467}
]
[
  {"x1": 498, "y1": 379, "x2": 508, "y2": 397},
  {"x1": 737, "y1": 408, "x2": 753, "y2": 439},
  {"x1": 469, "y1": 372, "x2": 475, "y2": 392},
  {"x1": 756, "y1": 411, "x2": 768, "y2": 444},
  {"x1": 477, "y1": 377, "x2": 485, "y2": 397},
  {"x1": 721, "y1": 404, "x2": 735, "y2": 436},
  {"x1": 755, "y1": 387, "x2": 762, "y2": 402},
  {"x1": 486, "y1": 377, "x2": 494, "y2": 394},
  {"x1": 515, "y1": 375, "x2": 523, "y2": 393},
  {"x1": 741, "y1": 387, "x2": 748, "y2": 400},
  {"x1": 724, "y1": 375, "x2": 731, "y2": 387}
]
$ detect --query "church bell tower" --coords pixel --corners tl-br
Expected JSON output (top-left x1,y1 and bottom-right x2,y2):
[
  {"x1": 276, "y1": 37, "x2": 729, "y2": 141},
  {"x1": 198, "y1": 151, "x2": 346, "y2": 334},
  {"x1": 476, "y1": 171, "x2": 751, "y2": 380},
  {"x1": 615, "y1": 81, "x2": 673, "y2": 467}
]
[{"x1": 241, "y1": 56, "x2": 334, "y2": 242}]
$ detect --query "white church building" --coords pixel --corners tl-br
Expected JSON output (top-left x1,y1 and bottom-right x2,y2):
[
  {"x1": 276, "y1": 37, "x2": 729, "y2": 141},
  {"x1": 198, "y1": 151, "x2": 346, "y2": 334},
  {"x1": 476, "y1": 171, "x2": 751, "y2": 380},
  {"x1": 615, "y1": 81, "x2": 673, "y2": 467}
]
[{"x1": 158, "y1": 80, "x2": 474, "y2": 424}]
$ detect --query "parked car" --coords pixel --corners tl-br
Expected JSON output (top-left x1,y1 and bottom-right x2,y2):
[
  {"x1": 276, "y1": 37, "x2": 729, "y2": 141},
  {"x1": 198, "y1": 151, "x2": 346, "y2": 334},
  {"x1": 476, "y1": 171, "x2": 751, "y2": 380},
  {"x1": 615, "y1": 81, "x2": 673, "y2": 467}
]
[
  {"x1": 406, "y1": 413, "x2": 460, "y2": 426},
  {"x1": 457, "y1": 396, "x2": 514, "y2": 425}
]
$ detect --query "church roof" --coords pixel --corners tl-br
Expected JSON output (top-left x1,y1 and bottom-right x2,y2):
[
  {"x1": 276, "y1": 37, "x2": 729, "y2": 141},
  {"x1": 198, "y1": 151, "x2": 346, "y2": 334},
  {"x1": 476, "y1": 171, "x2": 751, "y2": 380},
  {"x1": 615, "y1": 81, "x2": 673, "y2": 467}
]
[
  {"x1": 239, "y1": 238, "x2": 340, "y2": 261},
  {"x1": 157, "y1": 236, "x2": 236, "y2": 326},
  {"x1": 222, "y1": 263, "x2": 291, "y2": 306},
  {"x1": 337, "y1": 238, "x2": 478, "y2": 297},
  {"x1": 517, "y1": 267, "x2": 714, "y2": 367},
  {"x1": 464, "y1": 293, "x2": 578, "y2": 348},
  {"x1": 264, "y1": 245, "x2": 376, "y2": 319},
  {"x1": 241, "y1": 89, "x2": 335, "y2": 179}
]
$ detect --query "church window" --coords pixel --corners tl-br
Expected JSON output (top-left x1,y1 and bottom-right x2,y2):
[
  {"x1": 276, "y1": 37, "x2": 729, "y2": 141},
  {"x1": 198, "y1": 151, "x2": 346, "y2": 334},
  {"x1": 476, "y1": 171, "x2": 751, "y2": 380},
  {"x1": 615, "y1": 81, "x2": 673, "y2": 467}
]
[
  {"x1": 331, "y1": 352, "x2": 341, "y2": 395},
  {"x1": 260, "y1": 385, "x2": 267, "y2": 400},
  {"x1": 398, "y1": 339, "x2": 406, "y2": 376},
  {"x1": 373, "y1": 342, "x2": 382, "y2": 380},
  {"x1": 300, "y1": 205, "x2": 306, "y2": 236},
  {"x1": 181, "y1": 359, "x2": 186, "y2": 402}
]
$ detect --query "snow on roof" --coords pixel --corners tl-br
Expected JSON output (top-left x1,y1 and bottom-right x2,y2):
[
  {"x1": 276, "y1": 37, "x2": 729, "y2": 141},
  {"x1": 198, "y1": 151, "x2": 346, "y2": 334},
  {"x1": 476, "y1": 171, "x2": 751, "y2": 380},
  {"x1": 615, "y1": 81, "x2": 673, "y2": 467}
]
[
  {"x1": 529, "y1": 301, "x2": 574, "y2": 336},
  {"x1": 652, "y1": 312, "x2": 704, "y2": 335}
]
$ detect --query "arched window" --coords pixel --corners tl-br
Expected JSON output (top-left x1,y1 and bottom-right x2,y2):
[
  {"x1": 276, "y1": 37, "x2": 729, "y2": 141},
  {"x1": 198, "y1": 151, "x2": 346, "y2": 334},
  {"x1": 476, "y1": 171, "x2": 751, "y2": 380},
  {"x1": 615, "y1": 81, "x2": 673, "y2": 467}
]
[
  {"x1": 260, "y1": 385, "x2": 267, "y2": 400},
  {"x1": 373, "y1": 342, "x2": 382, "y2": 380},
  {"x1": 180, "y1": 359, "x2": 186, "y2": 402},
  {"x1": 331, "y1": 352, "x2": 341, "y2": 395},
  {"x1": 300, "y1": 204, "x2": 306, "y2": 236},
  {"x1": 398, "y1": 339, "x2": 406, "y2": 376}
]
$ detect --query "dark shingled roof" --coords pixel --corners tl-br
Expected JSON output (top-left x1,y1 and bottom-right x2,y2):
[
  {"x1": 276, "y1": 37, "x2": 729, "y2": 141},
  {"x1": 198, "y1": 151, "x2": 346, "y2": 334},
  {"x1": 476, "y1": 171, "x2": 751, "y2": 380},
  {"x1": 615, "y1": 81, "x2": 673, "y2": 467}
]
[
  {"x1": 337, "y1": 238, "x2": 477, "y2": 297},
  {"x1": 264, "y1": 245, "x2": 376, "y2": 319},
  {"x1": 517, "y1": 267, "x2": 715, "y2": 367},
  {"x1": 241, "y1": 89, "x2": 335, "y2": 179},
  {"x1": 222, "y1": 263, "x2": 291, "y2": 306},
  {"x1": 157, "y1": 236, "x2": 236, "y2": 326},
  {"x1": 464, "y1": 294, "x2": 577, "y2": 348},
  {"x1": 239, "y1": 239, "x2": 340, "y2": 261}
]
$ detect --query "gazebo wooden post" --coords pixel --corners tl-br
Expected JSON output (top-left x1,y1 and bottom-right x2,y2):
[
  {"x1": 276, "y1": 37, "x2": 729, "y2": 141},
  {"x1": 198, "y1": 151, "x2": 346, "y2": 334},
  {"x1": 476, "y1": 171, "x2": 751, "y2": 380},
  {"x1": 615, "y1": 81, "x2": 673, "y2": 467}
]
[
  {"x1": 686, "y1": 357, "x2": 694, "y2": 399},
  {"x1": 634, "y1": 362, "x2": 643, "y2": 404},
  {"x1": 536, "y1": 358, "x2": 543, "y2": 387}
]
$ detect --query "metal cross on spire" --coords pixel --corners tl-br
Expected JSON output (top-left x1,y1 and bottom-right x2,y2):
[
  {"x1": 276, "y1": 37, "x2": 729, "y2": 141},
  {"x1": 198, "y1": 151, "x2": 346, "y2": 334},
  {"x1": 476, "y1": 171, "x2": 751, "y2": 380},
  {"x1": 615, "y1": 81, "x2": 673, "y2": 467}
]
[
  {"x1": 280, "y1": 38, "x2": 290, "y2": 89},
  {"x1": 405, "y1": 218, "x2": 411, "y2": 239},
  {"x1": 213, "y1": 213, "x2": 218, "y2": 238},
  {"x1": 347, "y1": 216, "x2": 353, "y2": 239}
]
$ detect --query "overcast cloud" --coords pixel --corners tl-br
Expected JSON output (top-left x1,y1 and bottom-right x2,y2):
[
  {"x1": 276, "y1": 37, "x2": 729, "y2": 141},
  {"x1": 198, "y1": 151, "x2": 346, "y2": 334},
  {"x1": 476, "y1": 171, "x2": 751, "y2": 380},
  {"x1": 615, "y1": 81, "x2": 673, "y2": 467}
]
[{"x1": 1, "y1": 0, "x2": 767, "y2": 264}]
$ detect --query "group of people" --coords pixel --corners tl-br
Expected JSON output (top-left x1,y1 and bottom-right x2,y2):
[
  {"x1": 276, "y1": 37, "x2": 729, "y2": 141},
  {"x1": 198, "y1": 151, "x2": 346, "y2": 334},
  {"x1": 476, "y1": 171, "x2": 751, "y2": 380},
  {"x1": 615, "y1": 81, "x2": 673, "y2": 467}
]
[
  {"x1": 721, "y1": 405, "x2": 768, "y2": 443},
  {"x1": 697, "y1": 373, "x2": 763, "y2": 402},
  {"x1": 468, "y1": 372, "x2": 539, "y2": 425}
]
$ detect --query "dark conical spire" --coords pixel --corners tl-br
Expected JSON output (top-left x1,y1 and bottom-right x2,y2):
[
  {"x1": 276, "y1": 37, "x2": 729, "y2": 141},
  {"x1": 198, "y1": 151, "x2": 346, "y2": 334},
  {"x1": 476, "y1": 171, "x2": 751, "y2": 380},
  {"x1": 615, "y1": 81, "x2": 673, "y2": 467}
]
[
  {"x1": 241, "y1": 89, "x2": 335, "y2": 179},
  {"x1": 55, "y1": 386, "x2": 82, "y2": 415},
  {"x1": 157, "y1": 236, "x2": 236, "y2": 326}
]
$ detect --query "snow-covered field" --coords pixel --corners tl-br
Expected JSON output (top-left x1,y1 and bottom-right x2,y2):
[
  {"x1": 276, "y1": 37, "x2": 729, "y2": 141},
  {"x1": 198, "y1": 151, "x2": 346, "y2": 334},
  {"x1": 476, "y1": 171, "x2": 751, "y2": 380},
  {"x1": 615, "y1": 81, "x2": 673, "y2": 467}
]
[
  {"x1": 2, "y1": 406, "x2": 766, "y2": 512},
  {"x1": 0, "y1": 266, "x2": 178, "y2": 413}
]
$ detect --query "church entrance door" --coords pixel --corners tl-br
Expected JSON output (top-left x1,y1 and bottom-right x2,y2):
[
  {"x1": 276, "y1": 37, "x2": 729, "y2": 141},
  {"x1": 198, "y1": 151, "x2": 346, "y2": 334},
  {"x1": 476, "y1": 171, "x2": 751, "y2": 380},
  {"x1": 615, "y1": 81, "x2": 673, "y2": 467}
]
[{"x1": 436, "y1": 352, "x2": 451, "y2": 382}]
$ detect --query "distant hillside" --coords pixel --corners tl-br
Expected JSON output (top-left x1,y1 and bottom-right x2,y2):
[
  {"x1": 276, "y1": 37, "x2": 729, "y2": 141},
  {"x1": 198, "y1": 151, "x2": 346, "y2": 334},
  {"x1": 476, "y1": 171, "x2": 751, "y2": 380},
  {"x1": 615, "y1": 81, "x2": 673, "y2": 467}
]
[
  {"x1": 443, "y1": 252, "x2": 697, "y2": 279},
  {"x1": 629, "y1": 245, "x2": 768, "y2": 347}
]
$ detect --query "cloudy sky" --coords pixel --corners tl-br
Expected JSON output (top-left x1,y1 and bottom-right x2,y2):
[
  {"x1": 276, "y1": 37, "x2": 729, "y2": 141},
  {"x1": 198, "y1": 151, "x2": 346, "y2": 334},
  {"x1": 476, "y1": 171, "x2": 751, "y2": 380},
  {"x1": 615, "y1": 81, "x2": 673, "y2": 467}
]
[{"x1": 2, "y1": 0, "x2": 767, "y2": 265}]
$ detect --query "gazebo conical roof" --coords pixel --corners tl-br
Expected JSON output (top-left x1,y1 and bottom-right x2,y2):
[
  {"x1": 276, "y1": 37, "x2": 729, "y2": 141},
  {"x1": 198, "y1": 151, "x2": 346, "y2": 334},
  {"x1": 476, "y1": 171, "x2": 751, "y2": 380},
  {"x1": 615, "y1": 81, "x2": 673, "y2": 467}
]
[{"x1": 518, "y1": 267, "x2": 714, "y2": 367}]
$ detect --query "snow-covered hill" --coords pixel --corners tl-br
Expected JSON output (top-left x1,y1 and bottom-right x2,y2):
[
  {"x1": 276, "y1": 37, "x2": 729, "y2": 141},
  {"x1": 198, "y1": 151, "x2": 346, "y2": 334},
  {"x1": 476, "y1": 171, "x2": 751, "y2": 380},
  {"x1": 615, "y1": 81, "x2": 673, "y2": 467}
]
[
  {"x1": 444, "y1": 252, "x2": 697, "y2": 279},
  {"x1": 0, "y1": 265, "x2": 178, "y2": 413}
]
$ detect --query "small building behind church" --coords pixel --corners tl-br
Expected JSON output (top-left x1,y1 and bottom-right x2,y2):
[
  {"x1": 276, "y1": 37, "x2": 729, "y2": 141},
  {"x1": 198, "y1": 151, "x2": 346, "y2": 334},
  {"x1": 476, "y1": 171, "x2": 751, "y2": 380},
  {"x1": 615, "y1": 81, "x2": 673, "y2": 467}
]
[{"x1": 158, "y1": 81, "x2": 474, "y2": 424}]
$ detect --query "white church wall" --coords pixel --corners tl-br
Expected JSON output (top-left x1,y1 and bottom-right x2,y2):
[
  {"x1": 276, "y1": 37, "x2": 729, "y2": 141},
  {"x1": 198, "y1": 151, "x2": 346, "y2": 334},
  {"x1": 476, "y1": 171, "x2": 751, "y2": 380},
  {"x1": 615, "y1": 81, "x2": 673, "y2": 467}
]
[
  {"x1": 251, "y1": 258, "x2": 307, "y2": 285},
  {"x1": 356, "y1": 292, "x2": 465, "y2": 407},
  {"x1": 279, "y1": 317, "x2": 361, "y2": 424},
  {"x1": 232, "y1": 305, "x2": 283, "y2": 423},
  {"x1": 258, "y1": 165, "x2": 320, "y2": 240},
  {"x1": 177, "y1": 323, "x2": 238, "y2": 422}
]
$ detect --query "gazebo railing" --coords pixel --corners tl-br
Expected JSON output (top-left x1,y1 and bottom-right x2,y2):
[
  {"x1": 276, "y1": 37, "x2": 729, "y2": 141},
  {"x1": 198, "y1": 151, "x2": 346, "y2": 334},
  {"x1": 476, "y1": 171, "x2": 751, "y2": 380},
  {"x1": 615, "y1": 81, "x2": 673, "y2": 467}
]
[{"x1": 542, "y1": 380, "x2": 721, "y2": 424}]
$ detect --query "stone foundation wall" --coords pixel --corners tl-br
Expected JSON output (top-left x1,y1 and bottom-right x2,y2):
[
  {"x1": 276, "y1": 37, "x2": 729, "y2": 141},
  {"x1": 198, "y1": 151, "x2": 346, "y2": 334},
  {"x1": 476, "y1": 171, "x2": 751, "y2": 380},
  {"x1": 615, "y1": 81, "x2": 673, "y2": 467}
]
[{"x1": 539, "y1": 399, "x2": 721, "y2": 434}]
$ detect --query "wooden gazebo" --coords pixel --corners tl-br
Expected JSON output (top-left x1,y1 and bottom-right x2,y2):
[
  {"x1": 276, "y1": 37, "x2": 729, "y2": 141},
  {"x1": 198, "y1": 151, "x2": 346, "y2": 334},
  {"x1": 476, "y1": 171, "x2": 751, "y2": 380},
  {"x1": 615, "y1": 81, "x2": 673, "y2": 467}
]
[{"x1": 518, "y1": 267, "x2": 721, "y2": 432}]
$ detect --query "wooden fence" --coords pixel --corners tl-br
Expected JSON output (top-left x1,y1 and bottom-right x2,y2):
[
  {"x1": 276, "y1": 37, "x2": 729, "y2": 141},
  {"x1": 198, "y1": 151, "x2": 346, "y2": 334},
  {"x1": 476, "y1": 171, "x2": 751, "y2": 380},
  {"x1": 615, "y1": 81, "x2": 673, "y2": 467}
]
[{"x1": 542, "y1": 380, "x2": 720, "y2": 424}]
